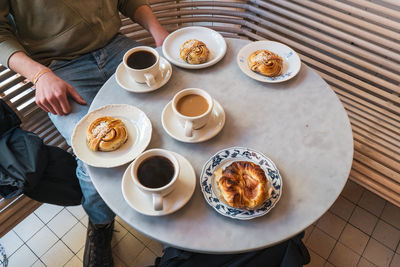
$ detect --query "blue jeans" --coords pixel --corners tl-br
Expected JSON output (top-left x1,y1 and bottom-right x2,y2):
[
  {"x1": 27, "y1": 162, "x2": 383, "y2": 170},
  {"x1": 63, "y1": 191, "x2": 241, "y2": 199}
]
[{"x1": 48, "y1": 34, "x2": 139, "y2": 224}]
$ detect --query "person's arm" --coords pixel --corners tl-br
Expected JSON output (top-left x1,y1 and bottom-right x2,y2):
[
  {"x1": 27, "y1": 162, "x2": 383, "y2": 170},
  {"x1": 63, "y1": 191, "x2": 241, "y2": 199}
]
[
  {"x1": 0, "y1": 3, "x2": 86, "y2": 116},
  {"x1": 8, "y1": 52, "x2": 86, "y2": 115},
  {"x1": 133, "y1": 5, "x2": 169, "y2": 47}
]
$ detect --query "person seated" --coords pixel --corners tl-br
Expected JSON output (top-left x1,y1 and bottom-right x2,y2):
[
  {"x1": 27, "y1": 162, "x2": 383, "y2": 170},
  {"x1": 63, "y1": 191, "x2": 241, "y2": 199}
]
[{"x1": 0, "y1": 1, "x2": 169, "y2": 266}]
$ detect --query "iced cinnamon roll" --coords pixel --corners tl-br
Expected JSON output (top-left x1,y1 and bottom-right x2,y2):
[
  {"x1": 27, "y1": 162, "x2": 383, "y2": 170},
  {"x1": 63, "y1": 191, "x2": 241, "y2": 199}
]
[
  {"x1": 248, "y1": 50, "x2": 283, "y2": 77},
  {"x1": 86, "y1": 116, "x2": 128, "y2": 152},
  {"x1": 180, "y1": 39, "x2": 209, "y2": 64}
]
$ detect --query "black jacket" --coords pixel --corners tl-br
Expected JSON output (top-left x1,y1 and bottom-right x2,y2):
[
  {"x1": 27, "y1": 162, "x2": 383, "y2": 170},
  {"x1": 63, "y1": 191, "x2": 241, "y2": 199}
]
[{"x1": 0, "y1": 99, "x2": 82, "y2": 206}]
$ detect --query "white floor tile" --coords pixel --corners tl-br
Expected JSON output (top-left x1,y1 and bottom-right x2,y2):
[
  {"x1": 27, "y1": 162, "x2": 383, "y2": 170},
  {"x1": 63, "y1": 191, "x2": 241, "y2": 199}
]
[
  {"x1": 0, "y1": 230, "x2": 23, "y2": 256},
  {"x1": 34, "y1": 203, "x2": 64, "y2": 223},
  {"x1": 41, "y1": 240, "x2": 74, "y2": 267},
  {"x1": 147, "y1": 240, "x2": 164, "y2": 257},
  {"x1": 62, "y1": 221, "x2": 86, "y2": 253},
  {"x1": 328, "y1": 242, "x2": 360, "y2": 267},
  {"x1": 76, "y1": 246, "x2": 84, "y2": 261},
  {"x1": 358, "y1": 191, "x2": 386, "y2": 217},
  {"x1": 349, "y1": 207, "x2": 378, "y2": 235},
  {"x1": 31, "y1": 259, "x2": 46, "y2": 267},
  {"x1": 131, "y1": 248, "x2": 157, "y2": 267},
  {"x1": 113, "y1": 233, "x2": 145, "y2": 264},
  {"x1": 363, "y1": 238, "x2": 394, "y2": 267},
  {"x1": 390, "y1": 253, "x2": 400, "y2": 267},
  {"x1": 13, "y1": 213, "x2": 44, "y2": 242},
  {"x1": 306, "y1": 228, "x2": 336, "y2": 259},
  {"x1": 47, "y1": 208, "x2": 78, "y2": 238},
  {"x1": 7, "y1": 244, "x2": 38, "y2": 267},
  {"x1": 26, "y1": 225, "x2": 58, "y2": 257},
  {"x1": 66, "y1": 205, "x2": 87, "y2": 220},
  {"x1": 64, "y1": 255, "x2": 82, "y2": 267},
  {"x1": 112, "y1": 221, "x2": 128, "y2": 247},
  {"x1": 372, "y1": 220, "x2": 400, "y2": 250}
]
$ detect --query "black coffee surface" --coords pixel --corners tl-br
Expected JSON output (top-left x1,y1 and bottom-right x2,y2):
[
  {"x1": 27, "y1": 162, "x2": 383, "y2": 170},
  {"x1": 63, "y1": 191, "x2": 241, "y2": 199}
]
[
  {"x1": 137, "y1": 156, "x2": 174, "y2": 188},
  {"x1": 127, "y1": 50, "x2": 156, "y2": 69}
]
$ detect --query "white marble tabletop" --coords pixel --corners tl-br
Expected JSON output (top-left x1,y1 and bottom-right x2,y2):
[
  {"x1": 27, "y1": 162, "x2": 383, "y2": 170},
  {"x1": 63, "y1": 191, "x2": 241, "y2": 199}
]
[{"x1": 87, "y1": 38, "x2": 353, "y2": 253}]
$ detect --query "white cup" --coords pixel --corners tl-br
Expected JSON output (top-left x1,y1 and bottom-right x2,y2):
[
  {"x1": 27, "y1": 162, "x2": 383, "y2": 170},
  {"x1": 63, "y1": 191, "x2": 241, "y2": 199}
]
[
  {"x1": 123, "y1": 46, "x2": 161, "y2": 87},
  {"x1": 171, "y1": 88, "x2": 214, "y2": 137},
  {"x1": 131, "y1": 149, "x2": 180, "y2": 211}
]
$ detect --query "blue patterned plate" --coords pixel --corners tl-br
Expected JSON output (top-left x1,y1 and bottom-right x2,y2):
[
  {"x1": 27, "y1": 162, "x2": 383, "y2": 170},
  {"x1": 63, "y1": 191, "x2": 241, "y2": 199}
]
[
  {"x1": 200, "y1": 147, "x2": 282, "y2": 220},
  {"x1": 236, "y1": 41, "x2": 301, "y2": 83}
]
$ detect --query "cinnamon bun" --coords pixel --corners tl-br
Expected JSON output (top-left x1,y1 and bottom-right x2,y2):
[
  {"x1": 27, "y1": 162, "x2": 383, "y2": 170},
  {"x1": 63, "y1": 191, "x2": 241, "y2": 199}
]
[
  {"x1": 180, "y1": 39, "x2": 209, "y2": 64},
  {"x1": 86, "y1": 116, "x2": 128, "y2": 152},
  {"x1": 248, "y1": 50, "x2": 283, "y2": 77},
  {"x1": 216, "y1": 161, "x2": 271, "y2": 209}
]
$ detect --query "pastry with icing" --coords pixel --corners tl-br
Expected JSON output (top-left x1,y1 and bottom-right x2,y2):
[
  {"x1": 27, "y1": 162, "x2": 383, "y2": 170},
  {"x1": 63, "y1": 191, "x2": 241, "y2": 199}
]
[
  {"x1": 180, "y1": 39, "x2": 209, "y2": 64},
  {"x1": 215, "y1": 161, "x2": 271, "y2": 209},
  {"x1": 86, "y1": 116, "x2": 128, "y2": 152},
  {"x1": 248, "y1": 50, "x2": 283, "y2": 77}
]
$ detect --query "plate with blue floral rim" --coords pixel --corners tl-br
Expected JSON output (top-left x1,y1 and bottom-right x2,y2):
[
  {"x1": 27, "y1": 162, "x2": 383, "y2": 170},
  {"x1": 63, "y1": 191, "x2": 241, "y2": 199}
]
[
  {"x1": 236, "y1": 41, "x2": 301, "y2": 83},
  {"x1": 200, "y1": 147, "x2": 283, "y2": 220}
]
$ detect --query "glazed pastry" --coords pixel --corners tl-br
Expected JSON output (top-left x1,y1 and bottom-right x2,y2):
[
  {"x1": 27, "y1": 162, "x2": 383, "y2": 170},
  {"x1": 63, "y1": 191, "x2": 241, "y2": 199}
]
[
  {"x1": 216, "y1": 161, "x2": 271, "y2": 209},
  {"x1": 180, "y1": 39, "x2": 209, "y2": 64},
  {"x1": 248, "y1": 50, "x2": 283, "y2": 77},
  {"x1": 86, "y1": 116, "x2": 128, "y2": 152}
]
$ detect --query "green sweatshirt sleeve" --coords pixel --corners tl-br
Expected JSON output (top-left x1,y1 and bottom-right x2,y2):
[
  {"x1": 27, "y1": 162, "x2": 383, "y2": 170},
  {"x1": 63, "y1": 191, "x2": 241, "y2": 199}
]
[
  {"x1": 0, "y1": 2, "x2": 27, "y2": 68},
  {"x1": 117, "y1": 0, "x2": 148, "y2": 19}
]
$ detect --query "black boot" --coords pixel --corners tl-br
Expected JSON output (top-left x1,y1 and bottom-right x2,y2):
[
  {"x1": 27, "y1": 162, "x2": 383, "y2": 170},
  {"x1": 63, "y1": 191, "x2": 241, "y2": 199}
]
[{"x1": 83, "y1": 219, "x2": 114, "y2": 267}]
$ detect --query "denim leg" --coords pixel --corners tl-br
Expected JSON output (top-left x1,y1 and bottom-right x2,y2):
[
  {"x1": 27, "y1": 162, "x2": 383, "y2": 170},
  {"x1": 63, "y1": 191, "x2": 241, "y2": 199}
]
[{"x1": 47, "y1": 35, "x2": 139, "y2": 224}]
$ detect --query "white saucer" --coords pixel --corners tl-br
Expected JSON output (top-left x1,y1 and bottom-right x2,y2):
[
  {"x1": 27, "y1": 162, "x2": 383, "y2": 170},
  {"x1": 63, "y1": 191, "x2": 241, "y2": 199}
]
[
  {"x1": 115, "y1": 57, "x2": 172, "y2": 93},
  {"x1": 121, "y1": 152, "x2": 196, "y2": 216},
  {"x1": 161, "y1": 100, "x2": 225, "y2": 143}
]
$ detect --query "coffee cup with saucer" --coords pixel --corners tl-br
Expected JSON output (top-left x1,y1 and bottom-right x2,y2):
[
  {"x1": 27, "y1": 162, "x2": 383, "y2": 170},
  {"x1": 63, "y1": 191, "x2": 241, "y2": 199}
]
[
  {"x1": 161, "y1": 91, "x2": 226, "y2": 143},
  {"x1": 130, "y1": 149, "x2": 179, "y2": 211},
  {"x1": 121, "y1": 150, "x2": 196, "y2": 216},
  {"x1": 116, "y1": 48, "x2": 172, "y2": 93}
]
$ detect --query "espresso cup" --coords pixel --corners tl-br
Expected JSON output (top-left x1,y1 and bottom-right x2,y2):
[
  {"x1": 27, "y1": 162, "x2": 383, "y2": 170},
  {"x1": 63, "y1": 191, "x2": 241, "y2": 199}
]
[
  {"x1": 172, "y1": 88, "x2": 214, "y2": 137},
  {"x1": 123, "y1": 46, "x2": 161, "y2": 87},
  {"x1": 131, "y1": 149, "x2": 180, "y2": 211}
]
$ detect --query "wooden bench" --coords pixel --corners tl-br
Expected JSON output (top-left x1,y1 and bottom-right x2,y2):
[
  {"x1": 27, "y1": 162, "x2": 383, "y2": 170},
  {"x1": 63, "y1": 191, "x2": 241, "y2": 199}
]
[{"x1": 1, "y1": 0, "x2": 399, "y2": 236}]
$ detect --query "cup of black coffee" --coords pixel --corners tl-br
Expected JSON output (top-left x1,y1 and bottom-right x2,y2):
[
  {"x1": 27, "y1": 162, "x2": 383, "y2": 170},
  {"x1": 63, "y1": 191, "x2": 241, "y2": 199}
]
[
  {"x1": 131, "y1": 149, "x2": 180, "y2": 211},
  {"x1": 123, "y1": 46, "x2": 161, "y2": 87}
]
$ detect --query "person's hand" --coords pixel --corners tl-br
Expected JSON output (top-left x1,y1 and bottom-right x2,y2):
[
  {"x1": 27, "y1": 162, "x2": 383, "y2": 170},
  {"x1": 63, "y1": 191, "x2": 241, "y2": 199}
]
[{"x1": 35, "y1": 71, "x2": 87, "y2": 115}]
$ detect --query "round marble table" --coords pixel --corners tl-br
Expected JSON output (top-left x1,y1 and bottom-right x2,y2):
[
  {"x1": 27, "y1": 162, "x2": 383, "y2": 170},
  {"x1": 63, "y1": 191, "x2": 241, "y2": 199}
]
[{"x1": 87, "y1": 38, "x2": 353, "y2": 253}]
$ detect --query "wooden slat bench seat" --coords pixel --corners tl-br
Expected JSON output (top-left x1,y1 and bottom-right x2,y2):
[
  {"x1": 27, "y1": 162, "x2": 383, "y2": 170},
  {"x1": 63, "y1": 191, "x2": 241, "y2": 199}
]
[{"x1": 0, "y1": 0, "x2": 399, "y2": 236}]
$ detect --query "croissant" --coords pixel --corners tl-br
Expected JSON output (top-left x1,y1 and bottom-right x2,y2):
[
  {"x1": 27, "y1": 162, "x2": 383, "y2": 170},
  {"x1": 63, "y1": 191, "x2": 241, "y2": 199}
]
[
  {"x1": 180, "y1": 39, "x2": 209, "y2": 64},
  {"x1": 248, "y1": 50, "x2": 283, "y2": 77},
  {"x1": 86, "y1": 116, "x2": 128, "y2": 152},
  {"x1": 216, "y1": 161, "x2": 270, "y2": 209}
]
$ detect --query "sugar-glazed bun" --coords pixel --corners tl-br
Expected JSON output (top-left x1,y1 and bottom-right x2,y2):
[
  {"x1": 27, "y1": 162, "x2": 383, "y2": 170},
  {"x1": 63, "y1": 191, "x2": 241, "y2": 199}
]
[
  {"x1": 86, "y1": 116, "x2": 128, "y2": 152},
  {"x1": 216, "y1": 161, "x2": 271, "y2": 209},
  {"x1": 248, "y1": 50, "x2": 283, "y2": 77},
  {"x1": 180, "y1": 39, "x2": 209, "y2": 64}
]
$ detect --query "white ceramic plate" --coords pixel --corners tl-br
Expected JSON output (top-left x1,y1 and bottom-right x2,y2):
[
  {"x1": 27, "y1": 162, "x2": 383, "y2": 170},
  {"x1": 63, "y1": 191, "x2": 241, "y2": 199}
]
[
  {"x1": 161, "y1": 100, "x2": 225, "y2": 143},
  {"x1": 236, "y1": 41, "x2": 301, "y2": 83},
  {"x1": 200, "y1": 147, "x2": 283, "y2": 220},
  {"x1": 162, "y1": 26, "x2": 227, "y2": 69},
  {"x1": 122, "y1": 151, "x2": 196, "y2": 216},
  {"x1": 71, "y1": 104, "x2": 152, "y2": 168},
  {"x1": 115, "y1": 57, "x2": 172, "y2": 93}
]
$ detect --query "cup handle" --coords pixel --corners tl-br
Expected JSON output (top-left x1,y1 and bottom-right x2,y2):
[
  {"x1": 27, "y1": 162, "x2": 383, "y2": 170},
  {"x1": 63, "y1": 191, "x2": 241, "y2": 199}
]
[
  {"x1": 153, "y1": 193, "x2": 163, "y2": 211},
  {"x1": 144, "y1": 73, "x2": 156, "y2": 87},
  {"x1": 184, "y1": 120, "x2": 193, "y2": 137}
]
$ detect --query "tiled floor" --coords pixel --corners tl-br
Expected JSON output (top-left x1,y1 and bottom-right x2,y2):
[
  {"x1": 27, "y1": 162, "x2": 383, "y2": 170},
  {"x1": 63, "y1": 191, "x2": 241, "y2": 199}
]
[{"x1": 1, "y1": 180, "x2": 400, "y2": 267}]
